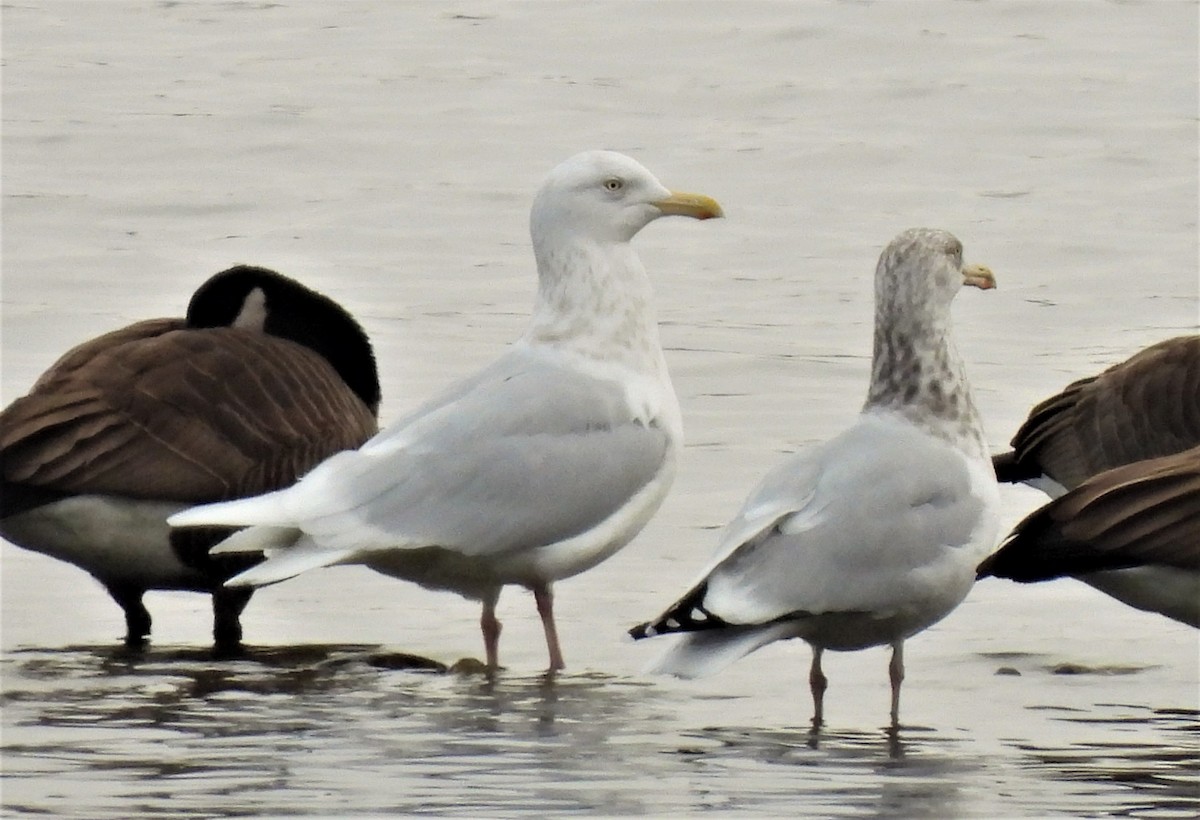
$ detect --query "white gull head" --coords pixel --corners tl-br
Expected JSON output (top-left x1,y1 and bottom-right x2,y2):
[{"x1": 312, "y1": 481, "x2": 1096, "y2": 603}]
[{"x1": 525, "y1": 150, "x2": 722, "y2": 377}]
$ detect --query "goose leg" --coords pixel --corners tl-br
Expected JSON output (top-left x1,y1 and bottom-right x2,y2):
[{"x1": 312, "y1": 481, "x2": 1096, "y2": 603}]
[
  {"x1": 106, "y1": 583, "x2": 151, "y2": 647},
  {"x1": 212, "y1": 587, "x2": 253, "y2": 652}
]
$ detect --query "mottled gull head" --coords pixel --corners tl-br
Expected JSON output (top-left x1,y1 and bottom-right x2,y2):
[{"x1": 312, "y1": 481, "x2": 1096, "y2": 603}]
[
  {"x1": 874, "y1": 228, "x2": 994, "y2": 329},
  {"x1": 868, "y1": 228, "x2": 996, "y2": 451}
]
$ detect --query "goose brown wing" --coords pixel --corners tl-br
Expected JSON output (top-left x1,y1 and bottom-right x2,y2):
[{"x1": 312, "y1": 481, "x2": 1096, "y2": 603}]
[
  {"x1": 999, "y1": 336, "x2": 1200, "y2": 489},
  {"x1": 1, "y1": 320, "x2": 376, "y2": 503},
  {"x1": 980, "y1": 447, "x2": 1200, "y2": 580}
]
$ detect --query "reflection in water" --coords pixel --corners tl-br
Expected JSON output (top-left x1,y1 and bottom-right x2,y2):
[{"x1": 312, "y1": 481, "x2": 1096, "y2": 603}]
[
  {"x1": 672, "y1": 723, "x2": 982, "y2": 817},
  {"x1": 6, "y1": 645, "x2": 1194, "y2": 817},
  {"x1": 1, "y1": 646, "x2": 684, "y2": 816},
  {"x1": 1012, "y1": 704, "x2": 1200, "y2": 818}
]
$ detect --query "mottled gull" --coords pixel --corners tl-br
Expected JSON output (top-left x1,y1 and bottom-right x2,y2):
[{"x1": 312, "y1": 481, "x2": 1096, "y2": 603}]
[
  {"x1": 980, "y1": 336, "x2": 1200, "y2": 626},
  {"x1": 170, "y1": 150, "x2": 723, "y2": 672},
  {"x1": 0, "y1": 266, "x2": 380, "y2": 648},
  {"x1": 630, "y1": 228, "x2": 999, "y2": 729}
]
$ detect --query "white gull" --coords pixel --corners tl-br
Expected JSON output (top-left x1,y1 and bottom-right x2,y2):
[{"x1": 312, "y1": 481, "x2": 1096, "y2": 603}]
[{"x1": 170, "y1": 150, "x2": 722, "y2": 672}]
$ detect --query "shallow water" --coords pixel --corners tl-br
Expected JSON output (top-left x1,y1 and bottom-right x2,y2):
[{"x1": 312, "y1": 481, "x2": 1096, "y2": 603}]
[
  {"x1": 2, "y1": 1, "x2": 1198, "y2": 817},
  {"x1": 3, "y1": 644, "x2": 1197, "y2": 817}
]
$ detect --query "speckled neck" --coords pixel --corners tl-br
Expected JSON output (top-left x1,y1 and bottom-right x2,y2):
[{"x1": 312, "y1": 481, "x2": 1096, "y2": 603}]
[{"x1": 865, "y1": 303, "x2": 987, "y2": 459}]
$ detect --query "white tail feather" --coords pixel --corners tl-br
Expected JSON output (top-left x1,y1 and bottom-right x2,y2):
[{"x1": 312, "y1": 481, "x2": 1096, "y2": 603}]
[
  {"x1": 225, "y1": 536, "x2": 356, "y2": 588},
  {"x1": 646, "y1": 623, "x2": 798, "y2": 679},
  {"x1": 210, "y1": 526, "x2": 302, "y2": 555},
  {"x1": 168, "y1": 489, "x2": 293, "y2": 529}
]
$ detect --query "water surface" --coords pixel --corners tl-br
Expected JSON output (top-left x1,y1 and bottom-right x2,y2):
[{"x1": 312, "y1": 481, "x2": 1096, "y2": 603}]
[{"x1": 3, "y1": 1, "x2": 1198, "y2": 816}]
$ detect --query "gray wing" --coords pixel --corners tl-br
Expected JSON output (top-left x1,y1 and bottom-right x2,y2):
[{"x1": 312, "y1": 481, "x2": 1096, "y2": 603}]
[
  {"x1": 702, "y1": 418, "x2": 988, "y2": 623},
  {"x1": 281, "y1": 349, "x2": 671, "y2": 557}
]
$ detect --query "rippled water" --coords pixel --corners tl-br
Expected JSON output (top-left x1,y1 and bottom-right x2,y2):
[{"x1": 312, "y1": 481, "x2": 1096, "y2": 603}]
[
  {"x1": 3, "y1": 644, "x2": 1196, "y2": 817},
  {"x1": 3, "y1": 1, "x2": 1198, "y2": 816}
]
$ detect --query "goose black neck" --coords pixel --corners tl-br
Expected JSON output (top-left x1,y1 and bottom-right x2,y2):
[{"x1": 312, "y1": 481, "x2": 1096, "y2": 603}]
[{"x1": 187, "y1": 265, "x2": 381, "y2": 415}]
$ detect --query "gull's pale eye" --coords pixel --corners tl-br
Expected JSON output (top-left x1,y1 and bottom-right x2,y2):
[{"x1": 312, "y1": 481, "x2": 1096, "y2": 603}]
[{"x1": 603, "y1": 178, "x2": 623, "y2": 193}]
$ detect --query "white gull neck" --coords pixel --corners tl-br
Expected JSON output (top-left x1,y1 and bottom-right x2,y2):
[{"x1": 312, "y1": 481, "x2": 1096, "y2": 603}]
[{"x1": 525, "y1": 235, "x2": 668, "y2": 380}]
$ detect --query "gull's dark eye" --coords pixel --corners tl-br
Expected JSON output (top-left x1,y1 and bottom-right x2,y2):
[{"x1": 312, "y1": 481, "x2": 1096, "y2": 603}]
[{"x1": 603, "y1": 178, "x2": 623, "y2": 192}]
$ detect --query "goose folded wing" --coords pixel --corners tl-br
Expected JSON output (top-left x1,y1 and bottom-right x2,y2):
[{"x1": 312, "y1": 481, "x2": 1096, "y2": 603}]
[
  {"x1": 982, "y1": 447, "x2": 1200, "y2": 580},
  {"x1": 1001, "y1": 336, "x2": 1200, "y2": 489},
  {"x1": 1, "y1": 321, "x2": 376, "y2": 502}
]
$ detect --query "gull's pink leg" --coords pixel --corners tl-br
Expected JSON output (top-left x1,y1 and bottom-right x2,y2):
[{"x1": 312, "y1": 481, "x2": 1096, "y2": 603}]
[
  {"x1": 809, "y1": 646, "x2": 827, "y2": 729},
  {"x1": 481, "y1": 590, "x2": 502, "y2": 671},
  {"x1": 888, "y1": 640, "x2": 905, "y2": 729},
  {"x1": 533, "y1": 584, "x2": 565, "y2": 672}
]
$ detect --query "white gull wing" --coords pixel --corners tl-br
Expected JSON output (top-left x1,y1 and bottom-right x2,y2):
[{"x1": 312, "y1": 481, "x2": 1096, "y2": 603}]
[
  {"x1": 699, "y1": 412, "x2": 999, "y2": 625},
  {"x1": 225, "y1": 536, "x2": 358, "y2": 587},
  {"x1": 171, "y1": 344, "x2": 674, "y2": 563},
  {"x1": 648, "y1": 623, "x2": 802, "y2": 679}
]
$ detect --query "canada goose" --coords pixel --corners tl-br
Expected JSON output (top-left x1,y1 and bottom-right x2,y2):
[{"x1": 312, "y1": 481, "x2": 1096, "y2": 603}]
[
  {"x1": 171, "y1": 151, "x2": 723, "y2": 672},
  {"x1": 630, "y1": 229, "x2": 999, "y2": 730},
  {"x1": 980, "y1": 335, "x2": 1200, "y2": 626},
  {"x1": 0, "y1": 265, "x2": 381, "y2": 649}
]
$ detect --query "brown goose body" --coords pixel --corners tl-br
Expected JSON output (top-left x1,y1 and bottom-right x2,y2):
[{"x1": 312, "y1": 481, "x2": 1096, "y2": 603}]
[
  {"x1": 992, "y1": 336, "x2": 1200, "y2": 493},
  {"x1": 982, "y1": 336, "x2": 1200, "y2": 626},
  {"x1": 0, "y1": 266, "x2": 380, "y2": 648}
]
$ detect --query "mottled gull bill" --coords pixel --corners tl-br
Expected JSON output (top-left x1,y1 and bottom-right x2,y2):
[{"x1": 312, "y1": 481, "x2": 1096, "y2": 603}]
[
  {"x1": 630, "y1": 228, "x2": 999, "y2": 730},
  {"x1": 170, "y1": 150, "x2": 723, "y2": 672}
]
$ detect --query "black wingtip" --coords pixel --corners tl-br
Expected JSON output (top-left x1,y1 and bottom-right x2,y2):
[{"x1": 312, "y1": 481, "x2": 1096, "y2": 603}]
[
  {"x1": 628, "y1": 582, "x2": 729, "y2": 641},
  {"x1": 628, "y1": 621, "x2": 654, "y2": 641}
]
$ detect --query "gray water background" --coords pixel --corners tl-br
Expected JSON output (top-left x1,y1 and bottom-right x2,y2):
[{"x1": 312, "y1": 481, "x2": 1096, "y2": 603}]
[{"x1": 2, "y1": 2, "x2": 1198, "y2": 816}]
